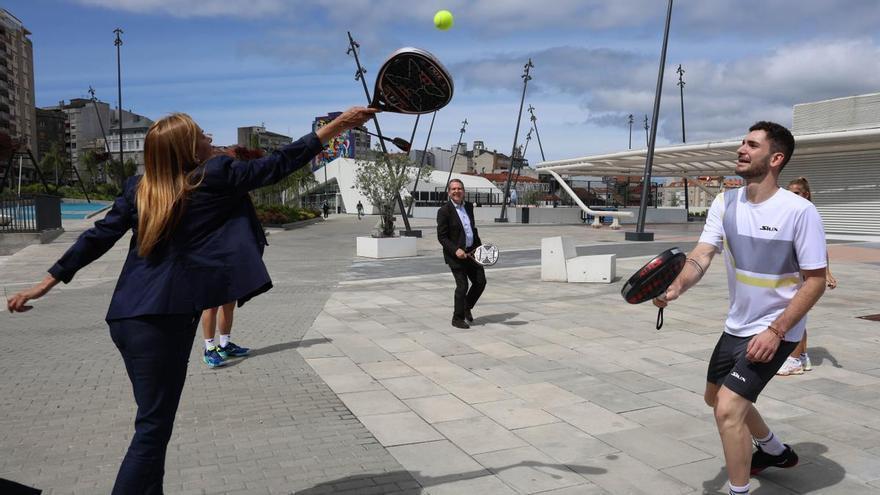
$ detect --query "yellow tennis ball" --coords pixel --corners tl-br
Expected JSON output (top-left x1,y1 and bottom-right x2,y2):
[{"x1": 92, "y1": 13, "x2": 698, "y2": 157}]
[{"x1": 434, "y1": 10, "x2": 453, "y2": 31}]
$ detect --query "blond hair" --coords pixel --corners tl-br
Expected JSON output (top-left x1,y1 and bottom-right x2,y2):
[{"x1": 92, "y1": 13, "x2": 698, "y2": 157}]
[
  {"x1": 787, "y1": 176, "x2": 812, "y2": 202},
  {"x1": 136, "y1": 113, "x2": 204, "y2": 257}
]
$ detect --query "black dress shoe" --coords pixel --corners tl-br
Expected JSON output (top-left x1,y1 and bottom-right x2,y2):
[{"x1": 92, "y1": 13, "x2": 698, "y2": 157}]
[
  {"x1": 465, "y1": 309, "x2": 474, "y2": 322},
  {"x1": 451, "y1": 318, "x2": 470, "y2": 329}
]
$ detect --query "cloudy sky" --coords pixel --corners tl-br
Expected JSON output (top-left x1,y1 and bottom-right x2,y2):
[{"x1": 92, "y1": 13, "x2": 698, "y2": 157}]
[{"x1": 9, "y1": 0, "x2": 880, "y2": 165}]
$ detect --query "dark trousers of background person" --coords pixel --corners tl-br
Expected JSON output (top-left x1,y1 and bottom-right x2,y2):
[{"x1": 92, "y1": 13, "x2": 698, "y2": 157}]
[
  {"x1": 451, "y1": 262, "x2": 486, "y2": 321},
  {"x1": 108, "y1": 313, "x2": 199, "y2": 495}
]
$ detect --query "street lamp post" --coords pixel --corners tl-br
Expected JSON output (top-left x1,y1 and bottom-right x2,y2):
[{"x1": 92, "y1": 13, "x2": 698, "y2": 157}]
[
  {"x1": 113, "y1": 28, "x2": 124, "y2": 188},
  {"x1": 407, "y1": 110, "x2": 437, "y2": 216},
  {"x1": 346, "y1": 31, "x2": 413, "y2": 234},
  {"x1": 626, "y1": 0, "x2": 675, "y2": 242},
  {"x1": 628, "y1": 114, "x2": 634, "y2": 150},
  {"x1": 677, "y1": 64, "x2": 686, "y2": 143},
  {"x1": 497, "y1": 59, "x2": 533, "y2": 223},
  {"x1": 444, "y1": 118, "x2": 468, "y2": 189},
  {"x1": 676, "y1": 63, "x2": 690, "y2": 218}
]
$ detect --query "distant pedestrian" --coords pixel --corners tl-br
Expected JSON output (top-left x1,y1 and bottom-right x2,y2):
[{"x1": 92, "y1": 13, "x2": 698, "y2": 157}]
[
  {"x1": 776, "y1": 176, "x2": 837, "y2": 376},
  {"x1": 322, "y1": 201, "x2": 330, "y2": 219},
  {"x1": 356, "y1": 200, "x2": 364, "y2": 220}
]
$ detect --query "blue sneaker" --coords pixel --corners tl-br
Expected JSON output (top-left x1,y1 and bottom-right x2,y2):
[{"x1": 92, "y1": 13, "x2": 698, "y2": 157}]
[
  {"x1": 218, "y1": 341, "x2": 250, "y2": 358},
  {"x1": 203, "y1": 347, "x2": 225, "y2": 368}
]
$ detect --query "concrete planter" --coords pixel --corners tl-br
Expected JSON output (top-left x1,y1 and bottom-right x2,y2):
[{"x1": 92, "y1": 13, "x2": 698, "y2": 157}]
[{"x1": 356, "y1": 236, "x2": 417, "y2": 259}]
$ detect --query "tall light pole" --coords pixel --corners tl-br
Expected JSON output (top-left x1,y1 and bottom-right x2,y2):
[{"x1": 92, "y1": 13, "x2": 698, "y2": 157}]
[
  {"x1": 626, "y1": 0, "x2": 675, "y2": 242},
  {"x1": 113, "y1": 28, "x2": 124, "y2": 187},
  {"x1": 444, "y1": 118, "x2": 467, "y2": 189},
  {"x1": 528, "y1": 104, "x2": 551, "y2": 203},
  {"x1": 346, "y1": 31, "x2": 413, "y2": 234},
  {"x1": 407, "y1": 110, "x2": 437, "y2": 216},
  {"x1": 628, "y1": 114, "x2": 634, "y2": 150},
  {"x1": 497, "y1": 59, "x2": 533, "y2": 223},
  {"x1": 644, "y1": 114, "x2": 649, "y2": 147},
  {"x1": 527, "y1": 105, "x2": 545, "y2": 162},
  {"x1": 677, "y1": 64, "x2": 686, "y2": 143},
  {"x1": 676, "y1": 63, "x2": 690, "y2": 218}
]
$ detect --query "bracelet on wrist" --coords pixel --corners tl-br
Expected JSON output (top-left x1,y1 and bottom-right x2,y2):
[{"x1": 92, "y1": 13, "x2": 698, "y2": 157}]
[{"x1": 767, "y1": 324, "x2": 784, "y2": 340}]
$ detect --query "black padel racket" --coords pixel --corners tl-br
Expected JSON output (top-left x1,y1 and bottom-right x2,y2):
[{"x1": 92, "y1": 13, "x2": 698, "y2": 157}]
[
  {"x1": 469, "y1": 244, "x2": 499, "y2": 266},
  {"x1": 371, "y1": 47, "x2": 453, "y2": 114},
  {"x1": 621, "y1": 247, "x2": 686, "y2": 330}
]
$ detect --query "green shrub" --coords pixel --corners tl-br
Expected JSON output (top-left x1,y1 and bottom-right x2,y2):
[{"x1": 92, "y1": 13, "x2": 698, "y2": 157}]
[{"x1": 254, "y1": 204, "x2": 320, "y2": 225}]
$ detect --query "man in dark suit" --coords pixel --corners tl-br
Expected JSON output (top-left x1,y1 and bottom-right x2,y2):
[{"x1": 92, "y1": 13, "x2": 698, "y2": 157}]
[{"x1": 437, "y1": 179, "x2": 487, "y2": 329}]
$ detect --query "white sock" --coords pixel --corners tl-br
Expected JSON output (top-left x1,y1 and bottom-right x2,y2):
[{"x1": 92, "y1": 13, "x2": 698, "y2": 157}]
[
  {"x1": 755, "y1": 431, "x2": 785, "y2": 456},
  {"x1": 204, "y1": 338, "x2": 215, "y2": 350},
  {"x1": 219, "y1": 334, "x2": 231, "y2": 348},
  {"x1": 728, "y1": 481, "x2": 750, "y2": 494}
]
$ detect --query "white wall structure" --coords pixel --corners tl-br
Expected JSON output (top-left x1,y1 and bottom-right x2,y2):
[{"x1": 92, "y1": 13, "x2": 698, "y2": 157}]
[
  {"x1": 537, "y1": 93, "x2": 880, "y2": 235},
  {"x1": 314, "y1": 158, "x2": 501, "y2": 215}
]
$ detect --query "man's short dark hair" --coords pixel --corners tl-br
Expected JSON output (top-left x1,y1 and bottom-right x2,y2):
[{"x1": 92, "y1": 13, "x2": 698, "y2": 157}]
[
  {"x1": 749, "y1": 121, "x2": 795, "y2": 170},
  {"x1": 447, "y1": 178, "x2": 464, "y2": 190}
]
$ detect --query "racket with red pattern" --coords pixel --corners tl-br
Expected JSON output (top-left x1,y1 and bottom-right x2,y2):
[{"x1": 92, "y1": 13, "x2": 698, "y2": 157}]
[{"x1": 621, "y1": 247, "x2": 686, "y2": 329}]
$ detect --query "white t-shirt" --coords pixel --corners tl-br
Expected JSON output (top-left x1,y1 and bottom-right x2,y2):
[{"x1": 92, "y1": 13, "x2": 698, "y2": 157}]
[{"x1": 698, "y1": 187, "x2": 827, "y2": 341}]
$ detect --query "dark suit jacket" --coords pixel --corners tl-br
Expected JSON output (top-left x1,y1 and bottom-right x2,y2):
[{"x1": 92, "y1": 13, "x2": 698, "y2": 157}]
[
  {"x1": 48, "y1": 132, "x2": 323, "y2": 321},
  {"x1": 436, "y1": 200, "x2": 482, "y2": 269}
]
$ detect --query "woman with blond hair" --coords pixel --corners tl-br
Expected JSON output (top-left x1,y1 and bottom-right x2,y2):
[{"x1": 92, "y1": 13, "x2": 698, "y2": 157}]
[
  {"x1": 777, "y1": 176, "x2": 838, "y2": 375},
  {"x1": 6, "y1": 106, "x2": 376, "y2": 493}
]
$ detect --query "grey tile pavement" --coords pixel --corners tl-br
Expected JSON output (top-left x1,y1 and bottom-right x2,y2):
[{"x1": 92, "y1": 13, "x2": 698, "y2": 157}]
[{"x1": 3, "y1": 213, "x2": 880, "y2": 494}]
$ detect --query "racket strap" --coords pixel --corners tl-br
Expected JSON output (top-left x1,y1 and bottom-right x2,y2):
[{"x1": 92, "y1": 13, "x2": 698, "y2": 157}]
[{"x1": 656, "y1": 307, "x2": 664, "y2": 330}]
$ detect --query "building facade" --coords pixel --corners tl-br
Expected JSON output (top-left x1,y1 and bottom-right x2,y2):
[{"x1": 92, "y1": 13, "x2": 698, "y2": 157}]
[
  {"x1": 0, "y1": 8, "x2": 37, "y2": 158},
  {"x1": 308, "y1": 113, "x2": 371, "y2": 171},
  {"x1": 237, "y1": 125, "x2": 292, "y2": 154},
  {"x1": 105, "y1": 109, "x2": 153, "y2": 174},
  {"x1": 35, "y1": 107, "x2": 67, "y2": 175}
]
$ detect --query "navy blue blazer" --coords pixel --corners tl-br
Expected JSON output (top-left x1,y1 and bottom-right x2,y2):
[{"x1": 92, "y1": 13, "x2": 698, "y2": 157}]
[
  {"x1": 48, "y1": 132, "x2": 323, "y2": 321},
  {"x1": 436, "y1": 200, "x2": 482, "y2": 268}
]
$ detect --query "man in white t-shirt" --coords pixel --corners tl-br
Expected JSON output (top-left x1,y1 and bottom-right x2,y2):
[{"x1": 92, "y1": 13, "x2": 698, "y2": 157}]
[{"x1": 654, "y1": 122, "x2": 827, "y2": 495}]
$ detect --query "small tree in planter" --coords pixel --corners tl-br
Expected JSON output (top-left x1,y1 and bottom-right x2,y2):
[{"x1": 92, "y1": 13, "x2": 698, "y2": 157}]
[{"x1": 353, "y1": 153, "x2": 426, "y2": 237}]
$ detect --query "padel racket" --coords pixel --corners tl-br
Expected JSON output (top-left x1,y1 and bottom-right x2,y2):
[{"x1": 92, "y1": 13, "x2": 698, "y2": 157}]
[
  {"x1": 469, "y1": 244, "x2": 499, "y2": 266},
  {"x1": 621, "y1": 247, "x2": 686, "y2": 330},
  {"x1": 371, "y1": 47, "x2": 453, "y2": 114}
]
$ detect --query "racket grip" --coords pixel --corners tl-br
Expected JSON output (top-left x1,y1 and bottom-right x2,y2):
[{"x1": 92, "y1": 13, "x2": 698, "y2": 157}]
[{"x1": 655, "y1": 307, "x2": 664, "y2": 330}]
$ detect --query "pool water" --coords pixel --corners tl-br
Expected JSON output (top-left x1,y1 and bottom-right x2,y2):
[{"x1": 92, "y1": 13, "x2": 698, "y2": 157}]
[{"x1": 61, "y1": 201, "x2": 111, "y2": 219}]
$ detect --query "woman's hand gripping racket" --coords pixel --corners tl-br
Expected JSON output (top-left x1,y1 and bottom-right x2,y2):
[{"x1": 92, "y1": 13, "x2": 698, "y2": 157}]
[
  {"x1": 468, "y1": 244, "x2": 499, "y2": 266},
  {"x1": 620, "y1": 247, "x2": 686, "y2": 330},
  {"x1": 371, "y1": 47, "x2": 454, "y2": 114}
]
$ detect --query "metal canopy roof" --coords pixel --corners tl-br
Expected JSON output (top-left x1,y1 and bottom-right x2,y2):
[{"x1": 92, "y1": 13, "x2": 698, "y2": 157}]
[{"x1": 535, "y1": 127, "x2": 880, "y2": 177}]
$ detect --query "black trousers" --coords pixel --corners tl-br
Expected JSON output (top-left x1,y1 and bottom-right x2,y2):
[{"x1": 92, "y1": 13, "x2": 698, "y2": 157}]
[
  {"x1": 450, "y1": 261, "x2": 486, "y2": 320},
  {"x1": 108, "y1": 313, "x2": 199, "y2": 495}
]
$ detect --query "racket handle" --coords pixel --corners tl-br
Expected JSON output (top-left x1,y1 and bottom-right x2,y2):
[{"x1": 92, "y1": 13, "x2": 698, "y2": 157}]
[{"x1": 655, "y1": 307, "x2": 664, "y2": 330}]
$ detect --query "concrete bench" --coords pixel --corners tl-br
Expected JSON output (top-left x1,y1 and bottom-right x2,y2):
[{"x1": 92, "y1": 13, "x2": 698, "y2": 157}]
[
  {"x1": 541, "y1": 236, "x2": 577, "y2": 282},
  {"x1": 541, "y1": 236, "x2": 616, "y2": 283},
  {"x1": 566, "y1": 254, "x2": 616, "y2": 283}
]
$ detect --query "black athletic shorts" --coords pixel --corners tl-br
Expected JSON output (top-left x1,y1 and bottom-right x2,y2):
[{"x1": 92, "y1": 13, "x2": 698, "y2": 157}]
[{"x1": 706, "y1": 332, "x2": 798, "y2": 403}]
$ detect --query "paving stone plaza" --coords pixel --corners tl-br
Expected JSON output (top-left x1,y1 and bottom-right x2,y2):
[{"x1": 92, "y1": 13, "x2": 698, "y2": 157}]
[{"x1": 2, "y1": 214, "x2": 880, "y2": 494}]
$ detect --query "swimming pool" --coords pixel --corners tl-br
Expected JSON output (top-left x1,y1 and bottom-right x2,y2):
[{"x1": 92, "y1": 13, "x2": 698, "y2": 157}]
[{"x1": 61, "y1": 200, "x2": 111, "y2": 219}]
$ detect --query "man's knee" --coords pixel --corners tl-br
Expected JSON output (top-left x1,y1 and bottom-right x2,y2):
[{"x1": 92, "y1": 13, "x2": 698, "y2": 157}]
[
  {"x1": 704, "y1": 382, "x2": 718, "y2": 408},
  {"x1": 713, "y1": 388, "x2": 748, "y2": 427}
]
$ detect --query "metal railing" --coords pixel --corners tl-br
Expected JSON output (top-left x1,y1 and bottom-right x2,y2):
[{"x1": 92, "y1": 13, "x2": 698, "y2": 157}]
[{"x1": 0, "y1": 195, "x2": 62, "y2": 233}]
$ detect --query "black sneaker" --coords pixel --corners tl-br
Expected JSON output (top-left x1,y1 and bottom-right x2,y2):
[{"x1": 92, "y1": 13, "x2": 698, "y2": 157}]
[
  {"x1": 751, "y1": 443, "x2": 798, "y2": 475},
  {"x1": 451, "y1": 318, "x2": 470, "y2": 329},
  {"x1": 465, "y1": 309, "x2": 474, "y2": 322}
]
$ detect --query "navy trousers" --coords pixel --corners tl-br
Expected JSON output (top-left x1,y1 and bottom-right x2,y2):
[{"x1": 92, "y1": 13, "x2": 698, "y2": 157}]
[{"x1": 108, "y1": 314, "x2": 198, "y2": 495}]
